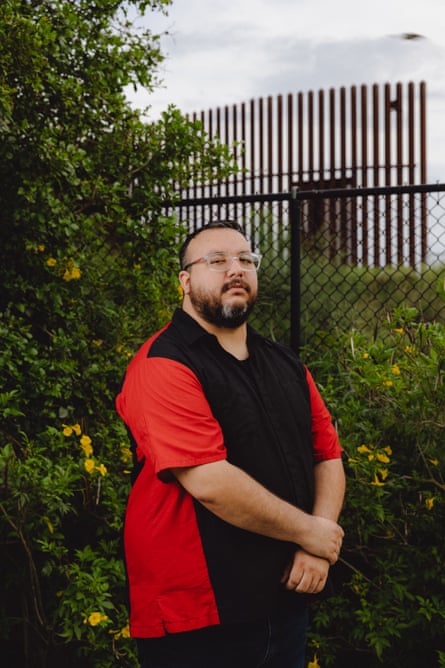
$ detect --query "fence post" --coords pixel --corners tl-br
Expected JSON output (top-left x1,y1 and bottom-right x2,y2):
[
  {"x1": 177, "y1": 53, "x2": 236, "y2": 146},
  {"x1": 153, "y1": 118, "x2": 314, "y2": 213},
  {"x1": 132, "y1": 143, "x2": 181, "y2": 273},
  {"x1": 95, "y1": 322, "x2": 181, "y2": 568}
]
[{"x1": 290, "y1": 187, "x2": 301, "y2": 352}]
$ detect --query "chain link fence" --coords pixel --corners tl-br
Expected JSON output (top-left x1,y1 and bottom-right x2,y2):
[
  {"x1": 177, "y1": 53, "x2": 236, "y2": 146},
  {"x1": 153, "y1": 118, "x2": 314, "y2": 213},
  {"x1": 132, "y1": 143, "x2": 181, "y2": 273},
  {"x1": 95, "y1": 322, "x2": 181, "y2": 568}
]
[{"x1": 167, "y1": 183, "x2": 445, "y2": 351}]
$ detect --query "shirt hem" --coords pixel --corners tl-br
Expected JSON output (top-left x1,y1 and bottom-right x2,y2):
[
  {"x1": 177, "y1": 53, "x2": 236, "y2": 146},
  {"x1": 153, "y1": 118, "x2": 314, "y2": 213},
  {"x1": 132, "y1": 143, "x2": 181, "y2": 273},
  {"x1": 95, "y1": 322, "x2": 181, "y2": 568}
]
[{"x1": 130, "y1": 612, "x2": 221, "y2": 638}]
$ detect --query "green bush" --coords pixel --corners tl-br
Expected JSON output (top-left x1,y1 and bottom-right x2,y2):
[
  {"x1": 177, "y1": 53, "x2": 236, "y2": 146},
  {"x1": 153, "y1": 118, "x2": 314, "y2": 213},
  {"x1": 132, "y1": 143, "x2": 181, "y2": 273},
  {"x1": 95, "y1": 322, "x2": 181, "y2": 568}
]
[
  {"x1": 0, "y1": 1, "x2": 237, "y2": 665},
  {"x1": 303, "y1": 307, "x2": 445, "y2": 668}
]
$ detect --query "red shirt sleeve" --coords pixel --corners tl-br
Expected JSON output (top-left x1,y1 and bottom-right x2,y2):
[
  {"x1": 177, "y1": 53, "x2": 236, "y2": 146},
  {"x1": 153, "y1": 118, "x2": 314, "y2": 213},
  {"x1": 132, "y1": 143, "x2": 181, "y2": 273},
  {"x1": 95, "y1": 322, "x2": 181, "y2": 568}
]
[
  {"x1": 116, "y1": 356, "x2": 227, "y2": 480},
  {"x1": 305, "y1": 366, "x2": 343, "y2": 462}
]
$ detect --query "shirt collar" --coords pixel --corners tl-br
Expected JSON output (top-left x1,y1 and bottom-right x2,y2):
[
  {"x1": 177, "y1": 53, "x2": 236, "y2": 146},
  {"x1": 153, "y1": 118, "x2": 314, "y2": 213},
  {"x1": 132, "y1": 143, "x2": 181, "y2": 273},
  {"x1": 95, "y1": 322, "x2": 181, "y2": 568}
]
[
  {"x1": 171, "y1": 308, "x2": 213, "y2": 346},
  {"x1": 171, "y1": 308, "x2": 263, "y2": 353}
]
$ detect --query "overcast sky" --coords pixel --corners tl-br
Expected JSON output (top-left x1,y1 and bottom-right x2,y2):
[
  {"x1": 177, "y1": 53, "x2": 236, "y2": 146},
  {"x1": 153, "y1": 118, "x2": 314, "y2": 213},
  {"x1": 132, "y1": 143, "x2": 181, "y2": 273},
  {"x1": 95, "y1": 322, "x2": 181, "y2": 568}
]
[{"x1": 128, "y1": 0, "x2": 445, "y2": 182}]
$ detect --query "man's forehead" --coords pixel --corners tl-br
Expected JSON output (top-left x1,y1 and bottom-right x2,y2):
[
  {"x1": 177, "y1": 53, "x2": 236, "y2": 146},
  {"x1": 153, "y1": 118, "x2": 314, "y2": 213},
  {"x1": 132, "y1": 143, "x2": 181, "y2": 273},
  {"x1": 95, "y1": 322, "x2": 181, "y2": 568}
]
[{"x1": 189, "y1": 228, "x2": 250, "y2": 252}]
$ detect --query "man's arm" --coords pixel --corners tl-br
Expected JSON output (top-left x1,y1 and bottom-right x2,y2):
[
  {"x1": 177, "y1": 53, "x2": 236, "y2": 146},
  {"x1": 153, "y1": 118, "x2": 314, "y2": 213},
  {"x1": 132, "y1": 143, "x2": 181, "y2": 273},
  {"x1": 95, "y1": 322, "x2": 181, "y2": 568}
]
[
  {"x1": 282, "y1": 458, "x2": 346, "y2": 593},
  {"x1": 312, "y1": 458, "x2": 346, "y2": 520},
  {"x1": 171, "y1": 459, "x2": 344, "y2": 565}
]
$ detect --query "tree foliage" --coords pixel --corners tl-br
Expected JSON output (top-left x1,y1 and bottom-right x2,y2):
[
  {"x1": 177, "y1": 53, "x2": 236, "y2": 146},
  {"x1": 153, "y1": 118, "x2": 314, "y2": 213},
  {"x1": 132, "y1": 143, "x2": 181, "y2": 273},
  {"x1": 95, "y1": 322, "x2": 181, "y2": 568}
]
[
  {"x1": 304, "y1": 308, "x2": 445, "y2": 668},
  {"x1": 0, "y1": 1, "x2": 236, "y2": 665}
]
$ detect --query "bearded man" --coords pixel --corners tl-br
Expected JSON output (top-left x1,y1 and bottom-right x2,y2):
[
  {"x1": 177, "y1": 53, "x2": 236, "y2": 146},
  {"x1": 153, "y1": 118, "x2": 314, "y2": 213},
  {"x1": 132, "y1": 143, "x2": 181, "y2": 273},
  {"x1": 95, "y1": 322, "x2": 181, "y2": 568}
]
[{"x1": 116, "y1": 221, "x2": 345, "y2": 668}]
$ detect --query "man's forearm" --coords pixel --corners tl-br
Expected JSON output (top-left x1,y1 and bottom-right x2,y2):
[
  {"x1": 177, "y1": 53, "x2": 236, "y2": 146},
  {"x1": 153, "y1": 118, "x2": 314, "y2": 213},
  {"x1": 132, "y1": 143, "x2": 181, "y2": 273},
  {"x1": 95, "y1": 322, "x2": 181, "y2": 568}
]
[
  {"x1": 282, "y1": 458, "x2": 345, "y2": 592},
  {"x1": 312, "y1": 458, "x2": 346, "y2": 521},
  {"x1": 172, "y1": 459, "x2": 343, "y2": 564}
]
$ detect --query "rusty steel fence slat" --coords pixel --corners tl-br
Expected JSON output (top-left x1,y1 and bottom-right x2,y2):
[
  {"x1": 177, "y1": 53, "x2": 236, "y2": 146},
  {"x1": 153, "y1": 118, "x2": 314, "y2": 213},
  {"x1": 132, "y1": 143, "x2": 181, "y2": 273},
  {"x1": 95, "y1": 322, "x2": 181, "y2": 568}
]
[{"x1": 185, "y1": 82, "x2": 426, "y2": 196}]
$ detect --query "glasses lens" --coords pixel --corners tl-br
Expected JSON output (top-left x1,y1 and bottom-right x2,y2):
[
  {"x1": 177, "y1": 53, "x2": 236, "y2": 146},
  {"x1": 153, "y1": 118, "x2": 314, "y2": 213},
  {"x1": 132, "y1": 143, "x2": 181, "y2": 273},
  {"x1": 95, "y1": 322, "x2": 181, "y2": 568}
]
[
  {"x1": 206, "y1": 253, "x2": 231, "y2": 270},
  {"x1": 238, "y1": 253, "x2": 259, "y2": 270},
  {"x1": 206, "y1": 253, "x2": 260, "y2": 271}
]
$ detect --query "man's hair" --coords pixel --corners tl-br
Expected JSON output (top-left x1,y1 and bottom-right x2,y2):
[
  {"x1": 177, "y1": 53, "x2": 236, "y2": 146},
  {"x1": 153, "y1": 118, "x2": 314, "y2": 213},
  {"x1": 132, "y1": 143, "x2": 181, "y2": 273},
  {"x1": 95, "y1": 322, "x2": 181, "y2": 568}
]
[{"x1": 179, "y1": 221, "x2": 251, "y2": 270}]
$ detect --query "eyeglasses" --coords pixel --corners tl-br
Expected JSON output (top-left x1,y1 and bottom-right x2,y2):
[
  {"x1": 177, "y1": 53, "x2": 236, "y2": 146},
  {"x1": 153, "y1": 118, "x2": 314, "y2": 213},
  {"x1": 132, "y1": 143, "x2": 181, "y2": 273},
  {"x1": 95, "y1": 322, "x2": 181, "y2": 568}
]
[{"x1": 183, "y1": 251, "x2": 262, "y2": 272}]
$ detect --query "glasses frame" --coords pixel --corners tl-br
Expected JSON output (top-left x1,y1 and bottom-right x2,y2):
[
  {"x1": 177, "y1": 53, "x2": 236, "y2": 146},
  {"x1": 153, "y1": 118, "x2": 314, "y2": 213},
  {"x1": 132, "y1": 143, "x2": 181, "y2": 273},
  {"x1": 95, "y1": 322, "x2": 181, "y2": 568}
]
[{"x1": 182, "y1": 252, "x2": 262, "y2": 273}]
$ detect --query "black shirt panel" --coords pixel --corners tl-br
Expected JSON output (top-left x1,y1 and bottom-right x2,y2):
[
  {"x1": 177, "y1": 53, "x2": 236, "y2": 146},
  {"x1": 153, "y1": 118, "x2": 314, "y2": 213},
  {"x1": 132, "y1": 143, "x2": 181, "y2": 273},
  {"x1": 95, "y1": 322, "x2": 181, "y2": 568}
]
[
  {"x1": 148, "y1": 310, "x2": 314, "y2": 509},
  {"x1": 147, "y1": 308, "x2": 316, "y2": 621}
]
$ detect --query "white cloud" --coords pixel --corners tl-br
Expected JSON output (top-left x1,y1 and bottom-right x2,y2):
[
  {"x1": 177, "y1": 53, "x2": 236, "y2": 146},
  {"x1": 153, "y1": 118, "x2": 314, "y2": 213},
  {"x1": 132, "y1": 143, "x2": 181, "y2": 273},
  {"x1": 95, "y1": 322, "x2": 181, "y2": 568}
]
[{"x1": 129, "y1": 0, "x2": 445, "y2": 181}]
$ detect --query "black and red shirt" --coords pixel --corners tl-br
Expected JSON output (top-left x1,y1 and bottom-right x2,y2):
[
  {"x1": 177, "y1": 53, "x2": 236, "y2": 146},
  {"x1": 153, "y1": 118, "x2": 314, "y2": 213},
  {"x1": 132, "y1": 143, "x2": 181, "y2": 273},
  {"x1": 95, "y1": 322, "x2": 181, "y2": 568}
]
[{"x1": 116, "y1": 308, "x2": 342, "y2": 638}]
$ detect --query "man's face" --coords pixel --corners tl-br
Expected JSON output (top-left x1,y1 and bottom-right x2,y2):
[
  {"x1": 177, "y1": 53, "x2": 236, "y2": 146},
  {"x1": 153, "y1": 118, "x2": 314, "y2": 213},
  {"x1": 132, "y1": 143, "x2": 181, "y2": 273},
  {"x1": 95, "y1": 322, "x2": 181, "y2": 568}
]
[{"x1": 180, "y1": 228, "x2": 258, "y2": 329}]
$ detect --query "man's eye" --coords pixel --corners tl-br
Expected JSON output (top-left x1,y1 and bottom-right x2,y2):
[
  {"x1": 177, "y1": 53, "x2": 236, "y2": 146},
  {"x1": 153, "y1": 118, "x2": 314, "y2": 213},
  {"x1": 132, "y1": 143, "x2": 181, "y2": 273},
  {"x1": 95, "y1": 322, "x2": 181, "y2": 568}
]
[
  {"x1": 239, "y1": 256, "x2": 254, "y2": 265},
  {"x1": 209, "y1": 256, "x2": 227, "y2": 265}
]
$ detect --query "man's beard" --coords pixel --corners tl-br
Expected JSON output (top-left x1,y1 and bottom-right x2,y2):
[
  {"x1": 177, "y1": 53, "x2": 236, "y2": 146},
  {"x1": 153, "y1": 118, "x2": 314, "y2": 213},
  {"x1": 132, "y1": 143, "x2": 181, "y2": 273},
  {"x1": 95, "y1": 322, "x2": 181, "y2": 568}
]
[{"x1": 189, "y1": 279, "x2": 257, "y2": 329}]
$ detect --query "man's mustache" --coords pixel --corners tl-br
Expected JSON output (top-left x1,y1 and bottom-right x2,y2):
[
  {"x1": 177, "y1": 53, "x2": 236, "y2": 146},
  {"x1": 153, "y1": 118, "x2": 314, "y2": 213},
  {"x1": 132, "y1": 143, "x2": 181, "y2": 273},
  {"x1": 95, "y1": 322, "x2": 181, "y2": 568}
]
[{"x1": 222, "y1": 280, "x2": 251, "y2": 294}]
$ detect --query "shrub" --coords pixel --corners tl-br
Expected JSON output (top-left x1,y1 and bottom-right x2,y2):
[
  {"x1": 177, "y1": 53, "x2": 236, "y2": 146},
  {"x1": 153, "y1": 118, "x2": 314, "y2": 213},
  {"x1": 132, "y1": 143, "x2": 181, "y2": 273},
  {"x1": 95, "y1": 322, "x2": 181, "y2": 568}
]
[
  {"x1": 303, "y1": 307, "x2": 445, "y2": 668},
  {"x1": 0, "y1": 1, "x2": 237, "y2": 665}
]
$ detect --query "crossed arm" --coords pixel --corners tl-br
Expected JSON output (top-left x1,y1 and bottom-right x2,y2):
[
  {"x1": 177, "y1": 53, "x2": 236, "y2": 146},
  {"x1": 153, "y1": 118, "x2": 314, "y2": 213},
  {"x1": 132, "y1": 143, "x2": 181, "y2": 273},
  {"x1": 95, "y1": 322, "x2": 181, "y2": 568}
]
[
  {"x1": 280, "y1": 458, "x2": 346, "y2": 594},
  {"x1": 171, "y1": 456, "x2": 345, "y2": 585}
]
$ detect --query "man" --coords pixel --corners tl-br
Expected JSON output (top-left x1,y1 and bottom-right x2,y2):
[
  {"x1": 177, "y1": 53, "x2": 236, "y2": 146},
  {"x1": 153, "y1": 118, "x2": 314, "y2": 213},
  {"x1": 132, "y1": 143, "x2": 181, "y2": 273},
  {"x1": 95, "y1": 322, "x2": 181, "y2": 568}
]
[{"x1": 116, "y1": 221, "x2": 345, "y2": 668}]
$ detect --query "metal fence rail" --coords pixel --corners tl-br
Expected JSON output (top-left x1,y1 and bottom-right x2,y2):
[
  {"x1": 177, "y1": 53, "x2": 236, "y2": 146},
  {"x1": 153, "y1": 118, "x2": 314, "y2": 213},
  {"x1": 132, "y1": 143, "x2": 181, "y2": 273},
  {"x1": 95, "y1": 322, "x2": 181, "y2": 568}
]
[{"x1": 166, "y1": 183, "x2": 445, "y2": 351}]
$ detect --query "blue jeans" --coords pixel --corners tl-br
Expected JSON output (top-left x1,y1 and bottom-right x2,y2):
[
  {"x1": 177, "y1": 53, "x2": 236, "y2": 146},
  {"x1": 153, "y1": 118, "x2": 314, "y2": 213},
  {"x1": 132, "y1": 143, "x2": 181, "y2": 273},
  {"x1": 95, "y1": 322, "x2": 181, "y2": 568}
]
[{"x1": 137, "y1": 607, "x2": 309, "y2": 668}]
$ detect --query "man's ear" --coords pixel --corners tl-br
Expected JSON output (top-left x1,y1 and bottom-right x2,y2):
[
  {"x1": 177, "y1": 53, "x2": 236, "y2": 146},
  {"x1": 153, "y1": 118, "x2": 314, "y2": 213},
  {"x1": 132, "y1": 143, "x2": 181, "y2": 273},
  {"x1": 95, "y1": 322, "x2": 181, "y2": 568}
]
[{"x1": 179, "y1": 270, "x2": 191, "y2": 295}]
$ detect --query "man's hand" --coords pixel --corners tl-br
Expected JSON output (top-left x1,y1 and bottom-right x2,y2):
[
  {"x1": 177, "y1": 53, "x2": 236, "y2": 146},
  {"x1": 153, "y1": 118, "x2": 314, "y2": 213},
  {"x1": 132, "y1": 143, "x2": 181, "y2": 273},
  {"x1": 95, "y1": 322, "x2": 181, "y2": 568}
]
[
  {"x1": 299, "y1": 514, "x2": 344, "y2": 565},
  {"x1": 281, "y1": 549, "x2": 330, "y2": 594}
]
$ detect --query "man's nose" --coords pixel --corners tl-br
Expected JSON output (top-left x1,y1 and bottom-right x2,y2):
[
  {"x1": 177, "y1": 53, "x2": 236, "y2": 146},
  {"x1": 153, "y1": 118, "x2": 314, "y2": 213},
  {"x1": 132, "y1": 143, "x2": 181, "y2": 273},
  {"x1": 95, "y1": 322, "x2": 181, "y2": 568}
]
[{"x1": 226, "y1": 257, "x2": 245, "y2": 274}]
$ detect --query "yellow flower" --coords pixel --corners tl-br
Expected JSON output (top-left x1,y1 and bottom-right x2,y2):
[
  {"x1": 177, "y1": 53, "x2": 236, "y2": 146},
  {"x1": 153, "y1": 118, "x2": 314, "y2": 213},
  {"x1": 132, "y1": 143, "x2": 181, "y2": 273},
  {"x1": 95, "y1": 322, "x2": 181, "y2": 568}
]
[
  {"x1": 96, "y1": 463, "x2": 108, "y2": 477},
  {"x1": 308, "y1": 655, "x2": 320, "y2": 668},
  {"x1": 63, "y1": 259, "x2": 81, "y2": 281},
  {"x1": 80, "y1": 444, "x2": 93, "y2": 457},
  {"x1": 371, "y1": 473, "x2": 385, "y2": 486},
  {"x1": 383, "y1": 380, "x2": 393, "y2": 387},
  {"x1": 393, "y1": 327, "x2": 404, "y2": 334},
  {"x1": 46, "y1": 257, "x2": 57, "y2": 267},
  {"x1": 116, "y1": 344, "x2": 133, "y2": 358},
  {"x1": 63, "y1": 266, "x2": 81, "y2": 281},
  {"x1": 120, "y1": 446, "x2": 132, "y2": 464},
  {"x1": 64, "y1": 423, "x2": 82, "y2": 437},
  {"x1": 111, "y1": 624, "x2": 131, "y2": 640},
  {"x1": 357, "y1": 445, "x2": 371, "y2": 454},
  {"x1": 86, "y1": 612, "x2": 109, "y2": 627},
  {"x1": 391, "y1": 364, "x2": 401, "y2": 375},
  {"x1": 368, "y1": 454, "x2": 375, "y2": 461},
  {"x1": 378, "y1": 468, "x2": 389, "y2": 480},
  {"x1": 404, "y1": 345, "x2": 414, "y2": 353},
  {"x1": 362, "y1": 352, "x2": 369, "y2": 359},
  {"x1": 376, "y1": 452, "x2": 390, "y2": 464},
  {"x1": 120, "y1": 624, "x2": 131, "y2": 638},
  {"x1": 383, "y1": 446, "x2": 393, "y2": 456},
  {"x1": 425, "y1": 497, "x2": 435, "y2": 510},
  {"x1": 30, "y1": 243, "x2": 46, "y2": 253},
  {"x1": 80, "y1": 434, "x2": 92, "y2": 448},
  {"x1": 81, "y1": 443, "x2": 93, "y2": 458},
  {"x1": 84, "y1": 458, "x2": 95, "y2": 474},
  {"x1": 92, "y1": 339, "x2": 104, "y2": 346},
  {"x1": 80, "y1": 435, "x2": 93, "y2": 457},
  {"x1": 429, "y1": 458, "x2": 439, "y2": 466}
]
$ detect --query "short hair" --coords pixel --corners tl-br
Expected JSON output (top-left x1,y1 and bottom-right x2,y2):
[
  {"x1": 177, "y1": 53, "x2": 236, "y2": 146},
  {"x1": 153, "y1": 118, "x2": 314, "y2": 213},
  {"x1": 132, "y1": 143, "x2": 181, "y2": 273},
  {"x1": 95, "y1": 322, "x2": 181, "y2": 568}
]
[{"x1": 179, "y1": 221, "x2": 251, "y2": 270}]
